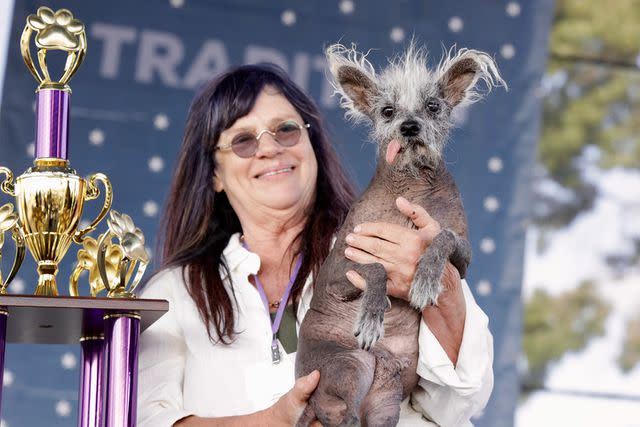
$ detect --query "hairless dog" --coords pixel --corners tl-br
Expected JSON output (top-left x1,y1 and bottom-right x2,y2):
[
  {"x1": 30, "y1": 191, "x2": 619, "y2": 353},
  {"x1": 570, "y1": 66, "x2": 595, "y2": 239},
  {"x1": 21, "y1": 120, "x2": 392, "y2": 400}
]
[{"x1": 296, "y1": 43, "x2": 505, "y2": 427}]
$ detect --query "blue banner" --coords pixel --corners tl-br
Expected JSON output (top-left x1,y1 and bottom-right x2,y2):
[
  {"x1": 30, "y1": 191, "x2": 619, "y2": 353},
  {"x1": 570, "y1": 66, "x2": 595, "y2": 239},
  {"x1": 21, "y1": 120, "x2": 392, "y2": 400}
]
[{"x1": 0, "y1": 0, "x2": 554, "y2": 425}]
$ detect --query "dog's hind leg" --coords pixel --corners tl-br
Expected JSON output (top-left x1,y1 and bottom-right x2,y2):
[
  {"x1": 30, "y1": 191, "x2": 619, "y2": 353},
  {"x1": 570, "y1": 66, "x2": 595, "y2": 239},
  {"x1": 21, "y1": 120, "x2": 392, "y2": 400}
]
[
  {"x1": 307, "y1": 349, "x2": 376, "y2": 427},
  {"x1": 359, "y1": 351, "x2": 404, "y2": 427}
]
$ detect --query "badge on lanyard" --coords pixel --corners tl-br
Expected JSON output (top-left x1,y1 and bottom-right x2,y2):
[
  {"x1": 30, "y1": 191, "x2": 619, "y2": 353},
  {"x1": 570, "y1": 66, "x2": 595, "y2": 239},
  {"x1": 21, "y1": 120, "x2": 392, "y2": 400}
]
[{"x1": 243, "y1": 241, "x2": 302, "y2": 365}]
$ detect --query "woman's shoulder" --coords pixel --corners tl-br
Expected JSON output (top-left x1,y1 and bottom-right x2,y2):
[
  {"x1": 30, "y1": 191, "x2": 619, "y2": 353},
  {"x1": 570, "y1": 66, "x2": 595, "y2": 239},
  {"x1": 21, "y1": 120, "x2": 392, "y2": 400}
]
[{"x1": 137, "y1": 265, "x2": 187, "y2": 301}]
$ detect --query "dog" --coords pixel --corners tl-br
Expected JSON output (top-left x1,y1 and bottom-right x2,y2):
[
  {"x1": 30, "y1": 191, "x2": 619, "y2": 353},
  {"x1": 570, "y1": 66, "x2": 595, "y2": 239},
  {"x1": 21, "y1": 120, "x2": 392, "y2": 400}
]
[{"x1": 295, "y1": 42, "x2": 505, "y2": 427}]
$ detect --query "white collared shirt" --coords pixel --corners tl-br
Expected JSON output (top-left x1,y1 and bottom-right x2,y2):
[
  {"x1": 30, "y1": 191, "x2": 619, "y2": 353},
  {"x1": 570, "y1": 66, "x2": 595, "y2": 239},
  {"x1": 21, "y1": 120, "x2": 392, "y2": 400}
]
[{"x1": 137, "y1": 233, "x2": 494, "y2": 427}]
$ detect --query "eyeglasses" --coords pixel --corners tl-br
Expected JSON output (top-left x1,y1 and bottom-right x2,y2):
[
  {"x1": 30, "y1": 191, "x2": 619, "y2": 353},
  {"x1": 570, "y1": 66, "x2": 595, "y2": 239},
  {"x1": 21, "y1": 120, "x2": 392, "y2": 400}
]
[{"x1": 215, "y1": 120, "x2": 311, "y2": 158}]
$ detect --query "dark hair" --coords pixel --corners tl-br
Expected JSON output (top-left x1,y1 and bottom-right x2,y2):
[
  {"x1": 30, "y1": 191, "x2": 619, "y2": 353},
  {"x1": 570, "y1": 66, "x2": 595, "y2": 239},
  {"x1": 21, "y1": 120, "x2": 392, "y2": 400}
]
[{"x1": 159, "y1": 63, "x2": 355, "y2": 343}]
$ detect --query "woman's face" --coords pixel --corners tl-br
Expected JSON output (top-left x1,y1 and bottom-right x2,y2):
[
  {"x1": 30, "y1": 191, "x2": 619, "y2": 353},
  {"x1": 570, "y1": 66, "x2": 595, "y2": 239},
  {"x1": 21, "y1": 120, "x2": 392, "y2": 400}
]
[{"x1": 213, "y1": 86, "x2": 318, "y2": 222}]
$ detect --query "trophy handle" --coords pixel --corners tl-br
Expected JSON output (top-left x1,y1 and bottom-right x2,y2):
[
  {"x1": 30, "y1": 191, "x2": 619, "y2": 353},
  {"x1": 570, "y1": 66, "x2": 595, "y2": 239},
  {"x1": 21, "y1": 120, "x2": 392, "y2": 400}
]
[
  {"x1": 69, "y1": 254, "x2": 88, "y2": 297},
  {"x1": 0, "y1": 210, "x2": 25, "y2": 295},
  {"x1": 96, "y1": 230, "x2": 116, "y2": 294},
  {"x1": 96, "y1": 230, "x2": 147, "y2": 298},
  {"x1": 0, "y1": 167, "x2": 15, "y2": 197},
  {"x1": 74, "y1": 173, "x2": 112, "y2": 244},
  {"x1": 125, "y1": 257, "x2": 148, "y2": 296}
]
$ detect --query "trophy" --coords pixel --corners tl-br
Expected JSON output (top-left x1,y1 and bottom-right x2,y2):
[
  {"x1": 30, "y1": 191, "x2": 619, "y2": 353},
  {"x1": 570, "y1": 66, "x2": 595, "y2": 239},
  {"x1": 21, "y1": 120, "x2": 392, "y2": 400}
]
[{"x1": 0, "y1": 7, "x2": 149, "y2": 297}]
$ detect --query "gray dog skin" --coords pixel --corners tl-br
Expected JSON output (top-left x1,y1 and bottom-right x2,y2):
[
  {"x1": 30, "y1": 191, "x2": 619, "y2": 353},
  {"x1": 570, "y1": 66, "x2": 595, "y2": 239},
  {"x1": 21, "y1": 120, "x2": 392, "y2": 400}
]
[{"x1": 295, "y1": 43, "x2": 505, "y2": 427}]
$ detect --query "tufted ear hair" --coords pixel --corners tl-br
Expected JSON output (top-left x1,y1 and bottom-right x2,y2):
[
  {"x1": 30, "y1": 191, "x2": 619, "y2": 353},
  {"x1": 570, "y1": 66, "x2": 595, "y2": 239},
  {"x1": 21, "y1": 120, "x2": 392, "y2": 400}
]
[
  {"x1": 325, "y1": 44, "x2": 379, "y2": 122},
  {"x1": 436, "y1": 48, "x2": 507, "y2": 107}
]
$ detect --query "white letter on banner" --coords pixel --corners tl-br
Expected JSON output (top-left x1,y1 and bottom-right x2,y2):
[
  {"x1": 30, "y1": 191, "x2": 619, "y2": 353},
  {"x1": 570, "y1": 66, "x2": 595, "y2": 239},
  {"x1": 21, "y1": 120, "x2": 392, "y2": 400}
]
[
  {"x1": 135, "y1": 30, "x2": 184, "y2": 88},
  {"x1": 183, "y1": 40, "x2": 230, "y2": 89},
  {"x1": 244, "y1": 46, "x2": 289, "y2": 73},
  {"x1": 292, "y1": 52, "x2": 310, "y2": 91},
  {"x1": 313, "y1": 55, "x2": 337, "y2": 108},
  {"x1": 91, "y1": 23, "x2": 137, "y2": 79}
]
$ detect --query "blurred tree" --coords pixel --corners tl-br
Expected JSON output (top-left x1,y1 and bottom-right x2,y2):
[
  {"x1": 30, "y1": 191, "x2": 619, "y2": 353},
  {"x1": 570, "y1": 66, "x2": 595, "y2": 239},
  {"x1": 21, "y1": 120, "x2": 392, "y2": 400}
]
[
  {"x1": 535, "y1": 0, "x2": 640, "y2": 225},
  {"x1": 521, "y1": 281, "x2": 611, "y2": 391},
  {"x1": 524, "y1": 0, "x2": 640, "y2": 382},
  {"x1": 619, "y1": 314, "x2": 640, "y2": 372}
]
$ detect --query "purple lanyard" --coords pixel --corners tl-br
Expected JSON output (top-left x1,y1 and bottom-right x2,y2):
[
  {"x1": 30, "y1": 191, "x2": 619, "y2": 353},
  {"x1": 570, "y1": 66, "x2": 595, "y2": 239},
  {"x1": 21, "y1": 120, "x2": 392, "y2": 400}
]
[{"x1": 242, "y1": 240, "x2": 303, "y2": 363}]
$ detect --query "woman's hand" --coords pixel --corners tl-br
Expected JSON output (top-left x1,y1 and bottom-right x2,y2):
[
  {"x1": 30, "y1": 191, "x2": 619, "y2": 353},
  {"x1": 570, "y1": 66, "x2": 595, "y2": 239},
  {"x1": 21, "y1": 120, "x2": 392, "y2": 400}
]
[
  {"x1": 344, "y1": 196, "x2": 467, "y2": 364},
  {"x1": 344, "y1": 197, "x2": 441, "y2": 301},
  {"x1": 268, "y1": 370, "x2": 321, "y2": 426}
]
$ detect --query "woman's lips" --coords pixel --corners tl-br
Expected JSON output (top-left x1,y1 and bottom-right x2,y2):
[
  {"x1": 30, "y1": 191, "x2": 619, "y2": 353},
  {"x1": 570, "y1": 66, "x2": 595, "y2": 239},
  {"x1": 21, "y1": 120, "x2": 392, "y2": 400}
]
[{"x1": 255, "y1": 166, "x2": 295, "y2": 179}]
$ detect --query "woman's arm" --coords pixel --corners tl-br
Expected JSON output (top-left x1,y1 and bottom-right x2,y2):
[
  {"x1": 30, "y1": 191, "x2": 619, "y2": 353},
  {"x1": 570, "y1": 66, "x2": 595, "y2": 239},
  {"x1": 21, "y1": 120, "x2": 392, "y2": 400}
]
[
  {"x1": 174, "y1": 371, "x2": 320, "y2": 427},
  {"x1": 344, "y1": 197, "x2": 494, "y2": 425},
  {"x1": 138, "y1": 268, "x2": 321, "y2": 427}
]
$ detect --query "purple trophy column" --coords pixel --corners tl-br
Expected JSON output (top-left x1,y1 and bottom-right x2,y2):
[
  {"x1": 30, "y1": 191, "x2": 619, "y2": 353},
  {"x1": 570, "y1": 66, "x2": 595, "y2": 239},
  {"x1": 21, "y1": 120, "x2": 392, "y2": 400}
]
[
  {"x1": 78, "y1": 335, "x2": 104, "y2": 427},
  {"x1": 35, "y1": 88, "x2": 69, "y2": 159},
  {"x1": 103, "y1": 313, "x2": 140, "y2": 427},
  {"x1": 0, "y1": 310, "x2": 7, "y2": 416}
]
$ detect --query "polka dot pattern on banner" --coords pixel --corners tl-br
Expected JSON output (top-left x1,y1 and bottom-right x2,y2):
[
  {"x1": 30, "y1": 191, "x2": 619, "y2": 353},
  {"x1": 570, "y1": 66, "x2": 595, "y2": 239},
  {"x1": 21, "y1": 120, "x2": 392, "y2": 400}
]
[
  {"x1": 484, "y1": 196, "x2": 500, "y2": 212},
  {"x1": 501, "y1": 44, "x2": 516, "y2": 59},
  {"x1": 154, "y1": 114, "x2": 169, "y2": 130},
  {"x1": 488, "y1": 156, "x2": 504, "y2": 173},
  {"x1": 89, "y1": 129, "x2": 104, "y2": 146},
  {"x1": 144, "y1": 200, "x2": 159, "y2": 217},
  {"x1": 480, "y1": 237, "x2": 496, "y2": 254},
  {"x1": 390, "y1": 27, "x2": 405, "y2": 43},
  {"x1": 448, "y1": 16, "x2": 464, "y2": 32},
  {"x1": 9, "y1": 277, "x2": 25, "y2": 294},
  {"x1": 3, "y1": 370, "x2": 13, "y2": 387},
  {"x1": 148, "y1": 155, "x2": 165, "y2": 173},
  {"x1": 339, "y1": 0, "x2": 355, "y2": 15},
  {"x1": 506, "y1": 2, "x2": 521, "y2": 17},
  {"x1": 61, "y1": 353, "x2": 77, "y2": 370},
  {"x1": 55, "y1": 400, "x2": 71, "y2": 417},
  {"x1": 476, "y1": 280, "x2": 492, "y2": 296},
  {"x1": 281, "y1": 10, "x2": 296, "y2": 26}
]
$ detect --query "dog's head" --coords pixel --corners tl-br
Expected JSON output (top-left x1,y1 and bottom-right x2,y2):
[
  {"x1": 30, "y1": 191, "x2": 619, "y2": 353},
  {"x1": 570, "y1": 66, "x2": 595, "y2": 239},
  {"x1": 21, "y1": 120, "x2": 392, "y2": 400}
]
[{"x1": 326, "y1": 43, "x2": 506, "y2": 170}]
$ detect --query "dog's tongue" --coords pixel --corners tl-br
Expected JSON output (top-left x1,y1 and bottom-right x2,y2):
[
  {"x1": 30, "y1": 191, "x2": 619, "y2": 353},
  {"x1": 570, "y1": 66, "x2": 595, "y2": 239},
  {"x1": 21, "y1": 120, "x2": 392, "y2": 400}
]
[{"x1": 385, "y1": 139, "x2": 401, "y2": 164}]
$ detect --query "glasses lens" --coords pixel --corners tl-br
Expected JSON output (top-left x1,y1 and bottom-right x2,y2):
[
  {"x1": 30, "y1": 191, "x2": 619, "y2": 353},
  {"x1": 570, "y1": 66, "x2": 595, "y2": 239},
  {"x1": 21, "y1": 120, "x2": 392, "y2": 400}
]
[
  {"x1": 275, "y1": 121, "x2": 302, "y2": 147},
  {"x1": 231, "y1": 134, "x2": 258, "y2": 158}
]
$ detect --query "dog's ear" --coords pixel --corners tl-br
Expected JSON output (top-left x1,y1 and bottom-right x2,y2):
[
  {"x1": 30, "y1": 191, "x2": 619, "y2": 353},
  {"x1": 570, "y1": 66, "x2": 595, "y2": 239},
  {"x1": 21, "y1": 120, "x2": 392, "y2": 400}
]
[
  {"x1": 326, "y1": 44, "x2": 379, "y2": 120},
  {"x1": 436, "y1": 49, "x2": 507, "y2": 107}
]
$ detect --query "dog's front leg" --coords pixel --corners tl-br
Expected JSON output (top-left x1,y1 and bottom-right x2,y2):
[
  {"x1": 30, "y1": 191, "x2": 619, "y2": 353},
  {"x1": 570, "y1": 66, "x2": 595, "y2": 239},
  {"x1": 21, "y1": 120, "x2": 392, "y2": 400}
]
[
  {"x1": 409, "y1": 229, "x2": 471, "y2": 310},
  {"x1": 353, "y1": 262, "x2": 391, "y2": 350}
]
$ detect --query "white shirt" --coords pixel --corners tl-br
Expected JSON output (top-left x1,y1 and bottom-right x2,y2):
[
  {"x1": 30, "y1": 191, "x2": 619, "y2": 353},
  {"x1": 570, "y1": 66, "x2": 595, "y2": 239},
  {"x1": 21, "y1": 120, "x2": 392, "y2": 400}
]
[{"x1": 137, "y1": 233, "x2": 494, "y2": 427}]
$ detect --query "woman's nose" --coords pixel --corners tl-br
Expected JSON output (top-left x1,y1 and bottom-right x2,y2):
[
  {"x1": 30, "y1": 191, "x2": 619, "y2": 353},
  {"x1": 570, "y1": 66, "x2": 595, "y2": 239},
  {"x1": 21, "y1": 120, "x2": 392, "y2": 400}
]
[{"x1": 255, "y1": 132, "x2": 283, "y2": 157}]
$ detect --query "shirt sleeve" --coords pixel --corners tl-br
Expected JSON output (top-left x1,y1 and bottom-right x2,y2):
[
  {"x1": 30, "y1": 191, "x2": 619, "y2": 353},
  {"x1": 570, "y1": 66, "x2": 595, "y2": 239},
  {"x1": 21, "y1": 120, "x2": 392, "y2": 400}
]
[
  {"x1": 137, "y1": 269, "x2": 194, "y2": 427},
  {"x1": 410, "y1": 279, "x2": 494, "y2": 427}
]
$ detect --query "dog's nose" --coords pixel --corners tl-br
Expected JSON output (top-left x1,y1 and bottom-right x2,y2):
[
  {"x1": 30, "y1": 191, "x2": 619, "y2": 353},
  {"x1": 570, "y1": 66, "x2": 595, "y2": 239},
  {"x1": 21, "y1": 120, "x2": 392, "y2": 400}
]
[{"x1": 400, "y1": 120, "x2": 420, "y2": 137}]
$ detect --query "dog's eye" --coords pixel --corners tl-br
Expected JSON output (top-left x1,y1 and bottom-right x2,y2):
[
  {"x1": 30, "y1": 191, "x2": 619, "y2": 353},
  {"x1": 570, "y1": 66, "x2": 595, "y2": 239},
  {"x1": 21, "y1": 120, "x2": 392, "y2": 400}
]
[
  {"x1": 381, "y1": 106, "x2": 394, "y2": 119},
  {"x1": 426, "y1": 99, "x2": 441, "y2": 113}
]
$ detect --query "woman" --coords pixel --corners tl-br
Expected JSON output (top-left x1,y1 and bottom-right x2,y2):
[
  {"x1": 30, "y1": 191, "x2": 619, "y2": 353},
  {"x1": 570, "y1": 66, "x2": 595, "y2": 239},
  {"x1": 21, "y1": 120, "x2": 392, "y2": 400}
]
[{"x1": 138, "y1": 63, "x2": 493, "y2": 426}]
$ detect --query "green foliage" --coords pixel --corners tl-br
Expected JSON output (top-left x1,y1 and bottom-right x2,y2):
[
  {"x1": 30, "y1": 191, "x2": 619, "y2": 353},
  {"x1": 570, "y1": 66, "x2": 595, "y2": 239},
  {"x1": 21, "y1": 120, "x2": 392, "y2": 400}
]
[
  {"x1": 522, "y1": 281, "x2": 610, "y2": 388},
  {"x1": 619, "y1": 314, "x2": 640, "y2": 372},
  {"x1": 540, "y1": 0, "x2": 640, "y2": 189}
]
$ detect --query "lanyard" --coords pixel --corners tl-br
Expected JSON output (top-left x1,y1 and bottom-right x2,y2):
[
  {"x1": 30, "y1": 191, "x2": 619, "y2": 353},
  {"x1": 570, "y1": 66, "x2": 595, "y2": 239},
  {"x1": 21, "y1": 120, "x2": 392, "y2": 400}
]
[{"x1": 242, "y1": 240, "x2": 303, "y2": 364}]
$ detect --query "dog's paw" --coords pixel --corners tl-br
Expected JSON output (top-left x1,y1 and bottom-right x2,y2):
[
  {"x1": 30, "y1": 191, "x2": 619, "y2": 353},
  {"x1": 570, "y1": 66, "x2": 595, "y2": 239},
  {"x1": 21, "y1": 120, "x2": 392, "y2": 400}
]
[
  {"x1": 353, "y1": 299, "x2": 389, "y2": 351},
  {"x1": 409, "y1": 272, "x2": 442, "y2": 310}
]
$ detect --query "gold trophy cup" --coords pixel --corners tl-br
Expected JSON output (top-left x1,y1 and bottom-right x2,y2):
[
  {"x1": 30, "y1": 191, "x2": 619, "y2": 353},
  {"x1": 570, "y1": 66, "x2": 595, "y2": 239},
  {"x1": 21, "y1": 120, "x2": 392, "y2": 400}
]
[{"x1": 0, "y1": 7, "x2": 146, "y2": 297}]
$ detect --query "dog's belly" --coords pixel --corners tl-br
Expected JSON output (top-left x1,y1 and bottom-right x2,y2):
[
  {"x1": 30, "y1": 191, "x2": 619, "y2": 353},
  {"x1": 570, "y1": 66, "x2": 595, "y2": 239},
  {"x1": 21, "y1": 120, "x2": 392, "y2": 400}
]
[{"x1": 299, "y1": 298, "x2": 420, "y2": 395}]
